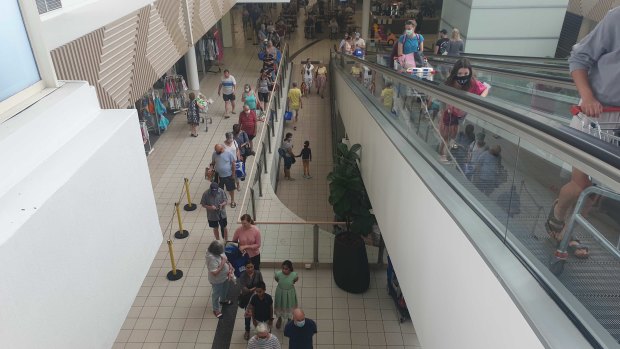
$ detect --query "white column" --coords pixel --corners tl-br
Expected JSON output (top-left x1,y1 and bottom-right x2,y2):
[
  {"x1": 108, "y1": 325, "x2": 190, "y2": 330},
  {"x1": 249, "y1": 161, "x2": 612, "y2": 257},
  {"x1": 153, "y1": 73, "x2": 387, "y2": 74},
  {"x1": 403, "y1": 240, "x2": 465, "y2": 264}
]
[
  {"x1": 185, "y1": 45, "x2": 200, "y2": 91},
  {"x1": 361, "y1": 0, "x2": 371, "y2": 39},
  {"x1": 221, "y1": 11, "x2": 233, "y2": 48}
]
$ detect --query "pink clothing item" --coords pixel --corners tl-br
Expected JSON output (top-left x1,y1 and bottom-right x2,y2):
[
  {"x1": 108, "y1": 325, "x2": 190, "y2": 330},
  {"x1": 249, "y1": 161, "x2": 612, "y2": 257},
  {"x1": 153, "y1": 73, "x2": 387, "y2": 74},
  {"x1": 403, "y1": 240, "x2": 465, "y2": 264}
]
[
  {"x1": 233, "y1": 225, "x2": 261, "y2": 257},
  {"x1": 468, "y1": 79, "x2": 487, "y2": 96}
]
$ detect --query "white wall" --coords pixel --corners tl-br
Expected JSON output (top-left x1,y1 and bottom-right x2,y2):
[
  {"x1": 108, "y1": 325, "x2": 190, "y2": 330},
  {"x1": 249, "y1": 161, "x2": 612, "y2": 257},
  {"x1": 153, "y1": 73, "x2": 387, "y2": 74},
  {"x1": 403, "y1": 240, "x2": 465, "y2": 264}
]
[
  {"x1": 332, "y1": 72, "x2": 592, "y2": 349},
  {"x1": 439, "y1": 0, "x2": 569, "y2": 57},
  {"x1": 40, "y1": 0, "x2": 154, "y2": 49},
  {"x1": 0, "y1": 82, "x2": 161, "y2": 348}
]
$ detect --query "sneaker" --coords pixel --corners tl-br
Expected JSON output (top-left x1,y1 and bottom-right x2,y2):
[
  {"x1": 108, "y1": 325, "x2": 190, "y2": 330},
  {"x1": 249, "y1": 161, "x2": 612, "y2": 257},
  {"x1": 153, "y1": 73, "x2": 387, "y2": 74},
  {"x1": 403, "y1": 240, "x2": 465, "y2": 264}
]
[
  {"x1": 439, "y1": 155, "x2": 449, "y2": 163},
  {"x1": 214, "y1": 311, "x2": 223, "y2": 319},
  {"x1": 306, "y1": 175, "x2": 312, "y2": 179},
  {"x1": 231, "y1": 111, "x2": 236, "y2": 114},
  {"x1": 224, "y1": 115, "x2": 230, "y2": 119}
]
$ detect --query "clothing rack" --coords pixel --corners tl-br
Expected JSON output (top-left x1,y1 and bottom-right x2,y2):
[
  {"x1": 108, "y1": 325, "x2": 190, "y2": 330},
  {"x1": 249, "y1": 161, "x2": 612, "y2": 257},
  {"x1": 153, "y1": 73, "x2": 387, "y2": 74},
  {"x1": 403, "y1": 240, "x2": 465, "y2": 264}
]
[
  {"x1": 199, "y1": 30, "x2": 223, "y2": 74},
  {"x1": 162, "y1": 75, "x2": 187, "y2": 111}
]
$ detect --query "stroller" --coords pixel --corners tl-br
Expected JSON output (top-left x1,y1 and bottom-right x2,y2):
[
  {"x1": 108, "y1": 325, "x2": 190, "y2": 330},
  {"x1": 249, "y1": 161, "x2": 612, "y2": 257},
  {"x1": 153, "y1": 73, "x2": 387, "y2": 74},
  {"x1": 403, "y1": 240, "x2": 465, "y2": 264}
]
[{"x1": 225, "y1": 242, "x2": 250, "y2": 277}]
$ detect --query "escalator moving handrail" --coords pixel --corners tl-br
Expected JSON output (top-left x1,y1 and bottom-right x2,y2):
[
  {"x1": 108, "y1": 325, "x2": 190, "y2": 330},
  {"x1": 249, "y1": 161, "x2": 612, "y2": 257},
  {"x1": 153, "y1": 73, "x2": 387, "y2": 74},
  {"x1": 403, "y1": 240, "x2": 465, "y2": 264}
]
[
  {"x1": 424, "y1": 57, "x2": 575, "y2": 87},
  {"x1": 425, "y1": 53, "x2": 570, "y2": 71},
  {"x1": 337, "y1": 52, "x2": 620, "y2": 175},
  {"x1": 460, "y1": 52, "x2": 569, "y2": 64}
]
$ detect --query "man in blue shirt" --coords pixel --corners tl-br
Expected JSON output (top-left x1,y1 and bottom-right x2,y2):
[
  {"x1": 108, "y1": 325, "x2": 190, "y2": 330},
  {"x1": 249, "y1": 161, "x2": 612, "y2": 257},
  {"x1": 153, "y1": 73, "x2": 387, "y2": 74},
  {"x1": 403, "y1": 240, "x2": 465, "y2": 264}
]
[
  {"x1": 283, "y1": 308, "x2": 317, "y2": 349},
  {"x1": 211, "y1": 144, "x2": 237, "y2": 208}
]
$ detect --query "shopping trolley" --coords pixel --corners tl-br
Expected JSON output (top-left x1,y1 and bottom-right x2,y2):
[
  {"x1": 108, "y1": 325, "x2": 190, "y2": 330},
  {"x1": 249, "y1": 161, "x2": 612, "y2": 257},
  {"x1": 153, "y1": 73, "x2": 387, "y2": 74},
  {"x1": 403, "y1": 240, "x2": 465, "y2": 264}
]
[
  {"x1": 569, "y1": 105, "x2": 620, "y2": 145},
  {"x1": 548, "y1": 105, "x2": 620, "y2": 275}
]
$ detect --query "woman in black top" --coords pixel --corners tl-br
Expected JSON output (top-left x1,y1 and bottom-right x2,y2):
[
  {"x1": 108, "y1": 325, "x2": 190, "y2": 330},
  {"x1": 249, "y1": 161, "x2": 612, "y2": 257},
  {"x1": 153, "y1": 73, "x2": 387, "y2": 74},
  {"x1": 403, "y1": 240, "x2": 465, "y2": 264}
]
[
  {"x1": 297, "y1": 140, "x2": 312, "y2": 179},
  {"x1": 238, "y1": 261, "x2": 264, "y2": 340}
]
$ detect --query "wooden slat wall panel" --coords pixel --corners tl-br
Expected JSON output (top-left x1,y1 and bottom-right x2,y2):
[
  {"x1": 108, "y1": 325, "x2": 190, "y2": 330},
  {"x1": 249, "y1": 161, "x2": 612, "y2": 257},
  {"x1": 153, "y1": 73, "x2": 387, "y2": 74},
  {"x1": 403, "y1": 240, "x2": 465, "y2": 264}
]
[
  {"x1": 147, "y1": 5, "x2": 182, "y2": 78},
  {"x1": 99, "y1": 14, "x2": 140, "y2": 108},
  {"x1": 49, "y1": 0, "x2": 236, "y2": 109},
  {"x1": 130, "y1": 6, "x2": 159, "y2": 104},
  {"x1": 568, "y1": 0, "x2": 619, "y2": 21}
]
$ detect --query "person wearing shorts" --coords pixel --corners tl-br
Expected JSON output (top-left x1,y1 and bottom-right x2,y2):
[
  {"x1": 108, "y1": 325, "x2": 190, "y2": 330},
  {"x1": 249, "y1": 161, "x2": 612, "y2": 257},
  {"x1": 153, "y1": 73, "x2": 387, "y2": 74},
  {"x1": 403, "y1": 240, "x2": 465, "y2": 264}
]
[
  {"x1": 282, "y1": 132, "x2": 295, "y2": 180},
  {"x1": 288, "y1": 82, "x2": 302, "y2": 127},
  {"x1": 546, "y1": 7, "x2": 620, "y2": 259},
  {"x1": 211, "y1": 144, "x2": 238, "y2": 208},
  {"x1": 301, "y1": 58, "x2": 314, "y2": 94},
  {"x1": 218, "y1": 69, "x2": 237, "y2": 117},
  {"x1": 256, "y1": 71, "x2": 272, "y2": 115},
  {"x1": 201, "y1": 182, "x2": 229, "y2": 240}
]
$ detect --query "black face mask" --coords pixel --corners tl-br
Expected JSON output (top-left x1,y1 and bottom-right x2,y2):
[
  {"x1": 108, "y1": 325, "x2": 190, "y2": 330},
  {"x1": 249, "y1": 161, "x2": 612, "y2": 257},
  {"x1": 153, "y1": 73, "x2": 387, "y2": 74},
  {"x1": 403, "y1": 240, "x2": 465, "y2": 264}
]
[{"x1": 455, "y1": 75, "x2": 471, "y2": 86}]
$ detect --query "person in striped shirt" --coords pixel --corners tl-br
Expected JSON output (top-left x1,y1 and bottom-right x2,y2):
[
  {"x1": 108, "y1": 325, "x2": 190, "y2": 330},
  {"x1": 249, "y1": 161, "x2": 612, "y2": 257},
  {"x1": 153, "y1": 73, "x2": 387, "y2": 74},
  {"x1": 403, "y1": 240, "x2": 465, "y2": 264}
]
[{"x1": 246, "y1": 322, "x2": 281, "y2": 349}]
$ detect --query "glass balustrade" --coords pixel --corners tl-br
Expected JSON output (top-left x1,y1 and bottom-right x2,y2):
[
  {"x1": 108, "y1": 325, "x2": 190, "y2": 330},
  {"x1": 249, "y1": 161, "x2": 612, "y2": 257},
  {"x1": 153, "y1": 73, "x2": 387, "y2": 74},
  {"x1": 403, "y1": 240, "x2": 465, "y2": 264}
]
[{"x1": 333, "y1": 51, "x2": 620, "y2": 347}]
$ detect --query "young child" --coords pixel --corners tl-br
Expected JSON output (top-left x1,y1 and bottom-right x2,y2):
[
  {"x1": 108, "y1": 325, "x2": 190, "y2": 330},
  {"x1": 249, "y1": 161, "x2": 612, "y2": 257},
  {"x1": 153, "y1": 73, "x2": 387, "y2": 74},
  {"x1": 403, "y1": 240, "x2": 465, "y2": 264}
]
[
  {"x1": 300, "y1": 81, "x2": 309, "y2": 97},
  {"x1": 248, "y1": 281, "x2": 274, "y2": 329},
  {"x1": 274, "y1": 260, "x2": 298, "y2": 329},
  {"x1": 297, "y1": 141, "x2": 312, "y2": 179},
  {"x1": 380, "y1": 82, "x2": 395, "y2": 113}
]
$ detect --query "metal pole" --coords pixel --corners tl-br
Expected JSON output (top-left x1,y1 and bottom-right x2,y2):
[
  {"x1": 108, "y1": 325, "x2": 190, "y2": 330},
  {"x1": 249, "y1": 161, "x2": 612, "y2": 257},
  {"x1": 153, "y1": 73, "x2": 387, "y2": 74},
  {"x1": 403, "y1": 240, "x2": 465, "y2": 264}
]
[
  {"x1": 313, "y1": 224, "x2": 319, "y2": 266},
  {"x1": 262, "y1": 145, "x2": 268, "y2": 173},
  {"x1": 257, "y1": 164, "x2": 263, "y2": 197},
  {"x1": 183, "y1": 178, "x2": 197, "y2": 211},
  {"x1": 166, "y1": 239, "x2": 183, "y2": 280},
  {"x1": 267, "y1": 129, "x2": 272, "y2": 153},
  {"x1": 250, "y1": 188, "x2": 257, "y2": 220},
  {"x1": 174, "y1": 202, "x2": 189, "y2": 239}
]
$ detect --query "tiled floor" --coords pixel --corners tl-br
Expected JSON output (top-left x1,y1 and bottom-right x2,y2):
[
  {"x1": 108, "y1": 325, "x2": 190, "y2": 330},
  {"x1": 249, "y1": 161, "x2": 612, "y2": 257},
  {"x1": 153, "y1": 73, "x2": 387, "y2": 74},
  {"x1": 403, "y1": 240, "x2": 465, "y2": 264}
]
[{"x1": 114, "y1": 4, "x2": 421, "y2": 349}]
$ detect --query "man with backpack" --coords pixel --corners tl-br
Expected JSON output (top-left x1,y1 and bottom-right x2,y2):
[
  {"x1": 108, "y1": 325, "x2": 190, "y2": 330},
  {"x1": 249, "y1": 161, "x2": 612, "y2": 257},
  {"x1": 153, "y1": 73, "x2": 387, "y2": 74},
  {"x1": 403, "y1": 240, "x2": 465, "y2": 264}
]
[
  {"x1": 395, "y1": 20, "x2": 424, "y2": 69},
  {"x1": 434, "y1": 29, "x2": 449, "y2": 55}
]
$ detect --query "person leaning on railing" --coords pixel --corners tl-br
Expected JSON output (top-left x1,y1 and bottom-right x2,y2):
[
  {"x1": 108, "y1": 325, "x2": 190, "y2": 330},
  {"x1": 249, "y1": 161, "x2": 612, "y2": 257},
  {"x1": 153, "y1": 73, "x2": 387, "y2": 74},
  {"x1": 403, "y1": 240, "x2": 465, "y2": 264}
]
[{"x1": 546, "y1": 6, "x2": 620, "y2": 259}]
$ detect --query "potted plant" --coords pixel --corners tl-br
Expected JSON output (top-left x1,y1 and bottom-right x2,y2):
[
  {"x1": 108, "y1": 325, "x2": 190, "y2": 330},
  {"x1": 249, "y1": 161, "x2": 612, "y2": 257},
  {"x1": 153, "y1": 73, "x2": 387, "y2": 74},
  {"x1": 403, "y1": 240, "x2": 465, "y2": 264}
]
[{"x1": 327, "y1": 143, "x2": 375, "y2": 293}]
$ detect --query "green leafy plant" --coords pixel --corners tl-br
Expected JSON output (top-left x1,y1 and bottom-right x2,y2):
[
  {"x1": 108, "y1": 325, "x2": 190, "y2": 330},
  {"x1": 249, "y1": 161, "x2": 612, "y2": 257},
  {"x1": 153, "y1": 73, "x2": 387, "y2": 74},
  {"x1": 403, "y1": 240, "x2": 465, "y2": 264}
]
[{"x1": 327, "y1": 143, "x2": 375, "y2": 236}]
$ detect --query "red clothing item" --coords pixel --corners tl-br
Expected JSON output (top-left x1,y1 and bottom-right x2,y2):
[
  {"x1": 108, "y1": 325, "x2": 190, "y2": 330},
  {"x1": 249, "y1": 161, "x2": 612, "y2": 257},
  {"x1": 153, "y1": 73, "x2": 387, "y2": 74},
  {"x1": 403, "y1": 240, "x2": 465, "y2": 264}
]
[
  {"x1": 442, "y1": 79, "x2": 487, "y2": 125},
  {"x1": 239, "y1": 110, "x2": 258, "y2": 137},
  {"x1": 232, "y1": 225, "x2": 261, "y2": 257}
]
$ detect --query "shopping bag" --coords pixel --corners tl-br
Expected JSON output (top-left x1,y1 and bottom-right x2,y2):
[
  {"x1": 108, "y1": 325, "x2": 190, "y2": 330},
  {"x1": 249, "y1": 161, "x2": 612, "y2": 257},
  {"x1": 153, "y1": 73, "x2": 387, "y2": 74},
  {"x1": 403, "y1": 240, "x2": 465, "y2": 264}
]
[
  {"x1": 235, "y1": 161, "x2": 246, "y2": 180},
  {"x1": 284, "y1": 111, "x2": 293, "y2": 120}
]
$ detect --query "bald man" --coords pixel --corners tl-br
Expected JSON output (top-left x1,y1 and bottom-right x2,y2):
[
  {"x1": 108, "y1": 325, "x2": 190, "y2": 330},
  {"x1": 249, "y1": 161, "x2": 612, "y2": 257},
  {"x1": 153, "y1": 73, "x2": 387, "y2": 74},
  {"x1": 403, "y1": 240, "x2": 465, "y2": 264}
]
[
  {"x1": 211, "y1": 144, "x2": 237, "y2": 208},
  {"x1": 283, "y1": 308, "x2": 317, "y2": 349}
]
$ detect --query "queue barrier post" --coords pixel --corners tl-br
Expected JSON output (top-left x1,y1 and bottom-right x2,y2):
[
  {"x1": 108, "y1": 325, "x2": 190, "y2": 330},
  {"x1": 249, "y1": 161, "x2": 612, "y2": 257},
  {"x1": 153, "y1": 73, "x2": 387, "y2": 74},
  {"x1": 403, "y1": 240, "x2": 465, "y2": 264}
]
[
  {"x1": 183, "y1": 178, "x2": 197, "y2": 211},
  {"x1": 174, "y1": 202, "x2": 190, "y2": 239},
  {"x1": 166, "y1": 239, "x2": 184, "y2": 281}
]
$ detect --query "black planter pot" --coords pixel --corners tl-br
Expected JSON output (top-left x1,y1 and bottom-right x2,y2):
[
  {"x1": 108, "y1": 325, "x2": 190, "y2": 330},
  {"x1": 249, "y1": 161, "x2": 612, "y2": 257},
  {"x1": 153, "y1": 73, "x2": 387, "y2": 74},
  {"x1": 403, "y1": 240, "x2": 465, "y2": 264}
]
[{"x1": 333, "y1": 231, "x2": 370, "y2": 293}]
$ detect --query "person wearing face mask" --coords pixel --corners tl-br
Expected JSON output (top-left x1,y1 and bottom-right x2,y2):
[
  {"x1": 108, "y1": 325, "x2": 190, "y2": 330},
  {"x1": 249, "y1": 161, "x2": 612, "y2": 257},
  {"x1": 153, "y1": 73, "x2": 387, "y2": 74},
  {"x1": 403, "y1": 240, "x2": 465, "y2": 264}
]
[
  {"x1": 396, "y1": 20, "x2": 424, "y2": 69},
  {"x1": 247, "y1": 322, "x2": 281, "y2": 348},
  {"x1": 438, "y1": 58, "x2": 489, "y2": 163},
  {"x1": 301, "y1": 58, "x2": 314, "y2": 95},
  {"x1": 283, "y1": 308, "x2": 317, "y2": 349},
  {"x1": 242, "y1": 84, "x2": 259, "y2": 113}
]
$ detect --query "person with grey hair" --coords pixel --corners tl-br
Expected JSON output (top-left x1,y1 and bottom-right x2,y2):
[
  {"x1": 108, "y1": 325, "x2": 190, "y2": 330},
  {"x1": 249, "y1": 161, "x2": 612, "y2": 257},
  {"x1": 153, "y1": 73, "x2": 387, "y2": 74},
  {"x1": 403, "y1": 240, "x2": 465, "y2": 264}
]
[
  {"x1": 223, "y1": 132, "x2": 242, "y2": 191},
  {"x1": 247, "y1": 322, "x2": 281, "y2": 348},
  {"x1": 206, "y1": 240, "x2": 232, "y2": 319}
]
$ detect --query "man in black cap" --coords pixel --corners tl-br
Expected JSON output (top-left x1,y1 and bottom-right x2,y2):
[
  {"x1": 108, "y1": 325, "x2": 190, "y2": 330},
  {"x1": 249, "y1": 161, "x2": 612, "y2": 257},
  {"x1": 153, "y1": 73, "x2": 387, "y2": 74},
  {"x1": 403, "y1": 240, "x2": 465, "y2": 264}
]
[{"x1": 200, "y1": 182, "x2": 229, "y2": 241}]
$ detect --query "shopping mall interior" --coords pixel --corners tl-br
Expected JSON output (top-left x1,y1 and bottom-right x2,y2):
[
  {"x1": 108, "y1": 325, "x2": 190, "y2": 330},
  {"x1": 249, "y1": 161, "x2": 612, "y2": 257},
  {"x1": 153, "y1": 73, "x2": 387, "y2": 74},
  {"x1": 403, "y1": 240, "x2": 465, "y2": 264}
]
[{"x1": 1, "y1": 0, "x2": 619, "y2": 348}]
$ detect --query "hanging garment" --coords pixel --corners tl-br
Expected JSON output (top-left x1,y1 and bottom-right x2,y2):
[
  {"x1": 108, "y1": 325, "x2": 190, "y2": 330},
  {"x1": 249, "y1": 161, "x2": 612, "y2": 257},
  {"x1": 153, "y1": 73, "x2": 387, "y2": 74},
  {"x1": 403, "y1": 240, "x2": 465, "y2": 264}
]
[
  {"x1": 154, "y1": 97, "x2": 167, "y2": 116},
  {"x1": 206, "y1": 39, "x2": 217, "y2": 61}
]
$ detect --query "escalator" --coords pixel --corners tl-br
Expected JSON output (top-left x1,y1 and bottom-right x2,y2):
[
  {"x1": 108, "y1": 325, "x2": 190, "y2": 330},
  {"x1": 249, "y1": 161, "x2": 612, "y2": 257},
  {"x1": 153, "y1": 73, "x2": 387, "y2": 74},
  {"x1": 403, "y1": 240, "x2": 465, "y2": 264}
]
[
  {"x1": 366, "y1": 48, "x2": 578, "y2": 121},
  {"x1": 331, "y1": 51, "x2": 620, "y2": 348}
]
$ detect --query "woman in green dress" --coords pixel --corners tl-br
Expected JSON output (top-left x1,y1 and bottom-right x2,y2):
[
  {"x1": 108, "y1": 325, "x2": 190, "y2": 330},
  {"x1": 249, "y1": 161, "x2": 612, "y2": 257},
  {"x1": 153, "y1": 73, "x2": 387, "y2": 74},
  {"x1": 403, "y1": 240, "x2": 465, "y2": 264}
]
[{"x1": 274, "y1": 260, "x2": 298, "y2": 329}]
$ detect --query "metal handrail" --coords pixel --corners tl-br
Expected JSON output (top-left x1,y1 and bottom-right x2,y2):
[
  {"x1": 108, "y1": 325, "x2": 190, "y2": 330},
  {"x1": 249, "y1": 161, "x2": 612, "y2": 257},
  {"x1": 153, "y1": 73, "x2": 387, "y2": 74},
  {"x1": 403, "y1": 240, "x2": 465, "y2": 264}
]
[
  {"x1": 333, "y1": 52, "x2": 620, "y2": 191},
  {"x1": 236, "y1": 43, "x2": 289, "y2": 223}
]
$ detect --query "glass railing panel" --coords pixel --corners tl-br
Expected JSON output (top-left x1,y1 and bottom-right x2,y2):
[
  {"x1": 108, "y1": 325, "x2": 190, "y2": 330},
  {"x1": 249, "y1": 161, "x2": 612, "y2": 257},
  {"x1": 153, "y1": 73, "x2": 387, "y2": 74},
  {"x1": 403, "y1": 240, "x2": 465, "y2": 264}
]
[
  {"x1": 370, "y1": 52, "x2": 579, "y2": 118},
  {"x1": 334, "y1": 52, "x2": 620, "y2": 346}
]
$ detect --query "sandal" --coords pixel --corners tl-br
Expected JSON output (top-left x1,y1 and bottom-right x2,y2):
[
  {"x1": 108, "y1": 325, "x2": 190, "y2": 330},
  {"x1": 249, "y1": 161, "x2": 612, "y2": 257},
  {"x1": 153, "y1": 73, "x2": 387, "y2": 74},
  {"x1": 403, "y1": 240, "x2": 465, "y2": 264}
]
[
  {"x1": 231, "y1": 202, "x2": 237, "y2": 208},
  {"x1": 545, "y1": 200, "x2": 565, "y2": 242},
  {"x1": 568, "y1": 239, "x2": 590, "y2": 259}
]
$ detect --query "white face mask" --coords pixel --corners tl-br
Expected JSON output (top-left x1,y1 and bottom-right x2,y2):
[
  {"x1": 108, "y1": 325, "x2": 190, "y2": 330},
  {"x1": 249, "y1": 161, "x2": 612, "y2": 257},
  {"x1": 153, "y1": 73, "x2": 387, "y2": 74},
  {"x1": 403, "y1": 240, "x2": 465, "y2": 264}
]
[
  {"x1": 245, "y1": 88, "x2": 250, "y2": 92},
  {"x1": 405, "y1": 29, "x2": 414, "y2": 35}
]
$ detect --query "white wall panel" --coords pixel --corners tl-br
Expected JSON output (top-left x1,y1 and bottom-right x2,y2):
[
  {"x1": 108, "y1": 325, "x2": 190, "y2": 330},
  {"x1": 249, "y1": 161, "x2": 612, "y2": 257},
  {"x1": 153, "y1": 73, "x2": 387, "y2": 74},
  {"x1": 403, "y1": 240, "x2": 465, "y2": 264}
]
[
  {"x1": 332, "y1": 72, "x2": 592, "y2": 349},
  {"x1": 0, "y1": 82, "x2": 161, "y2": 348}
]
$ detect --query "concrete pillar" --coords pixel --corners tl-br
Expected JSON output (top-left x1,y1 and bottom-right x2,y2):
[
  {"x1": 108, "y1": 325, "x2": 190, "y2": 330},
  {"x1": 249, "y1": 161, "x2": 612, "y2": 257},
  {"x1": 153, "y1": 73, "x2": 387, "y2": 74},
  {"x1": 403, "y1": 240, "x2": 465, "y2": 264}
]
[
  {"x1": 221, "y1": 11, "x2": 233, "y2": 48},
  {"x1": 184, "y1": 45, "x2": 200, "y2": 91},
  {"x1": 361, "y1": 0, "x2": 370, "y2": 39}
]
